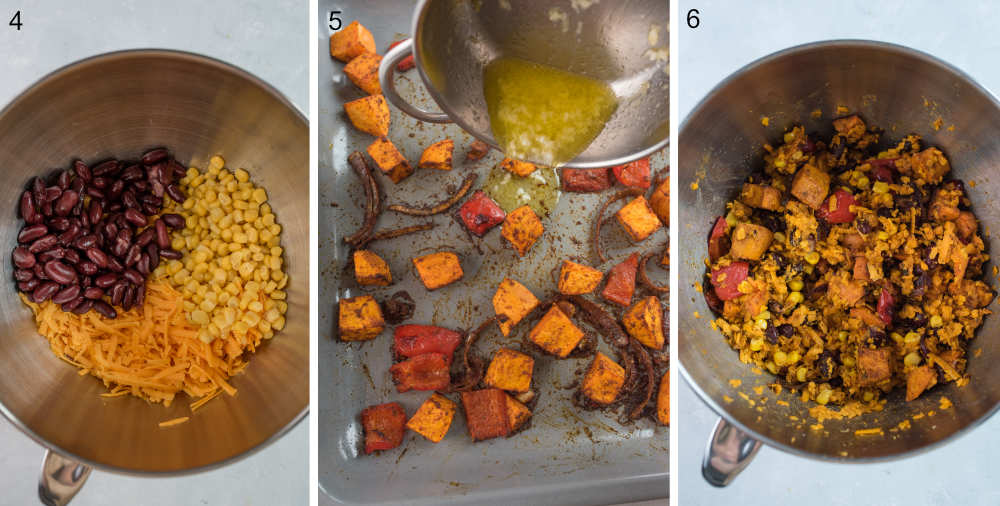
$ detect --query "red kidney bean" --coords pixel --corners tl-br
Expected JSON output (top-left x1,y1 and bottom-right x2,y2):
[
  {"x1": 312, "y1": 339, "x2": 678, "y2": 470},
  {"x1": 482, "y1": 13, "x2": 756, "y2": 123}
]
[
  {"x1": 124, "y1": 208, "x2": 147, "y2": 227},
  {"x1": 52, "y1": 284, "x2": 80, "y2": 305},
  {"x1": 18, "y1": 224, "x2": 48, "y2": 243},
  {"x1": 61, "y1": 296, "x2": 83, "y2": 312},
  {"x1": 142, "y1": 148, "x2": 168, "y2": 165},
  {"x1": 85, "y1": 186, "x2": 105, "y2": 200},
  {"x1": 121, "y1": 164, "x2": 143, "y2": 182},
  {"x1": 63, "y1": 248, "x2": 81, "y2": 265},
  {"x1": 54, "y1": 190, "x2": 79, "y2": 216},
  {"x1": 108, "y1": 180, "x2": 124, "y2": 201},
  {"x1": 44, "y1": 186, "x2": 62, "y2": 202},
  {"x1": 39, "y1": 199, "x2": 53, "y2": 217},
  {"x1": 136, "y1": 254, "x2": 150, "y2": 275},
  {"x1": 73, "y1": 160, "x2": 91, "y2": 182},
  {"x1": 150, "y1": 180, "x2": 165, "y2": 198},
  {"x1": 154, "y1": 219, "x2": 170, "y2": 249},
  {"x1": 91, "y1": 176, "x2": 110, "y2": 189},
  {"x1": 80, "y1": 275, "x2": 92, "y2": 287},
  {"x1": 109, "y1": 281, "x2": 126, "y2": 306},
  {"x1": 58, "y1": 225, "x2": 81, "y2": 246},
  {"x1": 92, "y1": 300, "x2": 116, "y2": 319},
  {"x1": 37, "y1": 248, "x2": 65, "y2": 263},
  {"x1": 165, "y1": 184, "x2": 186, "y2": 203},
  {"x1": 145, "y1": 242, "x2": 159, "y2": 259},
  {"x1": 147, "y1": 162, "x2": 163, "y2": 182},
  {"x1": 102, "y1": 222, "x2": 117, "y2": 240},
  {"x1": 32, "y1": 263, "x2": 46, "y2": 280},
  {"x1": 18, "y1": 279, "x2": 39, "y2": 292},
  {"x1": 73, "y1": 234, "x2": 97, "y2": 250},
  {"x1": 125, "y1": 244, "x2": 141, "y2": 266},
  {"x1": 123, "y1": 269, "x2": 143, "y2": 285},
  {"x1": 169, "y1": 160, "x2": 186, "y2": 180},
  {"x1": 83, "y1": 286, "x2": 103, "y2": 299},
  {"x1": 135, "y1": 229, "x2": 154, "y2": 247},
  {"x1": 92, "y1": 160, "x2": 119, "y2": 177},
  {"x1": 112, "y1": 236, "x2": 129, "y2": 258},
  {"x1": 28, "y1": 234, "x2": 58, "y2": 254},
  {"x1": 95, "y1": 273, "x2": 118, "y2": 288},
  {"x1": 122, "y1": 190, "x2": 138, "y2": 209},
  {"x1": 107, "y1": 257, "x2": 124, "y2": 273},
  {"x1": 72, "y1": 299, "x2": 94, "y2": 314},
  {"x1": 77, "y1": 261, "x2": 98, "y2": 276},
  {"x1": 148, "y1": 250, "x2": 160, "y2": 270},
  {"x1": 31, "y1": 176, "x2": 45, "y2": 198},
  {"x1": 135, "y1": 282, "x2": 146, "y2": 307},
  {"x1": 161, "y1": 213, "x2": 185, "y2": 229},
  {"x1": 56, "y1": 170, "x2": 71, "y2": 190},
  {"x1": 14, "y1": 269, "x2": 33, "y2": 282},
  {"x1": 132, "y1": 180, "x2": 149, "y2": 193},
  {"x1": 70, "y1": 175, "x2": 84, "y2": 192},
  {"x1": 86, "y1": 247, "x2": 109, "y2": 268},
  {"x1": 48, "y1": 217, "x2": 71, "y2": 232},
  {"x1": 43, "y1": 260, "x2": 76, "y2": 284},
  {"x1": 20, "y1": 191, "x2": 40, "y2": 224},
  {"x1": 31, "y1": 281, "x2": 59, "y2": 303},
  {"x1": 122, "y1": 285, "x2": 137, "y2": 311},
  {"x1": 160, "y1": 248, "x2": 182, "y2": 260}
]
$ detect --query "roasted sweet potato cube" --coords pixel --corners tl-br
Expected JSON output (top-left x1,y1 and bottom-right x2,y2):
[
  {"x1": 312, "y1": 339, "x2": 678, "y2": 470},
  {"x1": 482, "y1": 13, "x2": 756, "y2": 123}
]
[
  {"x1": 353, "y1": 250, "x2": 391, "y2": 286},
  {"x1": 649, "y1": 178, "x2": 670, "y2": 224},
  {"x1": 790, "y1": 163, "x2": 830, "y2": 209},
  {"x1": 616, "y1": 195, "x2": 663, "y2": 242},
  {"x1": 829, "y1": 274, "x2": 864, "y2": 307},
  {"x1": 853, "y1": 256, "x2": 869, "y2": 281},
  {"x1": 505, "y1": 394, "x2": 532, "y2": 432},
  {"x1": 740, "y1": 183, "x2": 781, "y2": 211},
  {"x1": 344, "y1": 52, "x2": 383, "y2": 95},
  {"x1": 461, "y1": 389, "x2": 510, "y2": 441},
  {"x1": 330, "y1": 20, "x2": 376, "y2": 62},
  {"x1": 582, "y1": 352, "x2": 625, "y2": 405},
  {"x1": 500, "y1": 158, "x2": 537, "y2": 177},
  {"x1": 833, "y1": 114, "x2": 866, "y2": 143},
  {"x1": 657, "y1": 371, "x2": 669, "y2": 425},
  {"x1": 412, "y1": 252, "x2": 463, "y2": 290},
  {"x1": 492, "y1": 278, "x2": 539, "y2": 336},
  {"x1": 857, "y1": 348, "x2": 891, "y2": 386},
  {"x1": 909, "y1": 148, "x2": 951, "y2": 185},
  {"x1": 465, "y1": 139, "x2": 490, "y2": 161},
  {"x1": 558, "y1": 260, "x2": 603, "y2": 295},
  {"x1": 729, "y1": 223, "x2": 773, "y2": 261},
  {"x1": 338, "y1": 295, "x2": 384, "y2": 341},
  {"x1": 418, "y1": 139, "x2": 454, "y2": 170},
  {"x1": 623, "y1": 296, "x2": 664, "y2": 350},
  {"x1": 344, "y1": 94, "x2": 390, "y2": 137},
  {"x1": 955, "y1": 211, "x2": 977, "y2": 240},
  {"x1": 367, "y1": 137, "x2": 412, "y2": 183},
  {"x1": 484, "y1": 348, "x2": 535, "y2": 392},
  {"x1": 361, "y1": 402, "x2": 406, "y2": 454},
  {"x1": 501, "y1": 205, "x2": 544, "y2": 257},
  {"x1": 406, "y1": 393, "x2": 457, "y2": 443},
  {"x1": 906, "y1": 365, "x2": 938, "y2": 402},
  {"x1": 529, "y1": 305, "x2": 584, "y2": 358}
]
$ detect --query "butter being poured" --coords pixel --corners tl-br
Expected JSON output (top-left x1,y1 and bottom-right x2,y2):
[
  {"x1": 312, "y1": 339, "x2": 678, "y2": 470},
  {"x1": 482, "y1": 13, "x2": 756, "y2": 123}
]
[{"x1": 483, "y1": 57, "x2": 618, "y2": 167}]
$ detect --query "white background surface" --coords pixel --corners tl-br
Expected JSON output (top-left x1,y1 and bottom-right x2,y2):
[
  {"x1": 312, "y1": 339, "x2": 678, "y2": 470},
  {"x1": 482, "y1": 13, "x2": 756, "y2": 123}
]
[
  {"x1": 0, "y1": 1, "x2": 308, "y2": 505},
  {"x1": 679, "y1": 1, "x2": 1000, "y2": 505}
]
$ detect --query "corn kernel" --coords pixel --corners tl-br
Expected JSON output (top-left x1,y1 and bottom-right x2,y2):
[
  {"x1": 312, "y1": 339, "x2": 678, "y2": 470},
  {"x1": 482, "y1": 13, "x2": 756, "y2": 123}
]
[
  {"x1": 774, "y1": 350, "x2": 788, "y2": 366},
  {"x1": 235, "y1": 168, "x2": 250, "y2": 182},
  {"x1": 816, "y1": 389, "x2": 832, "y2": 405},
  {"x1": 787, "y1": 292, "x2": 804, "y2": 305},
  {"x1": 930, "y1": 315, "x2": 943, "y2": 328},
  {"x1": 904, "y1": 352, "x2": 922, "y2": 367},
  {"x1": 749, "y1": 338, "x2": 764, "y2": 351},
  {"x1": 805, "y1": 251, "x2": 820, "y2": 265},
  {"x1": 788, "y1": 279, "x2": 804, "y2": 292},
  {"x1": 796, "y1": 367, "x2": 808, "y2": 382},
  {"x1": 273, "y1": 316, "x2": 286, "y2": 331}
]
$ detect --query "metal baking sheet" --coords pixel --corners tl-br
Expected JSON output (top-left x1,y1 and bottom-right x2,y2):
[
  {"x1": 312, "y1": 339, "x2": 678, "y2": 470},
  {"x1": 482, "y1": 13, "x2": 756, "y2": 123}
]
[{"x1": 318, "y1": 1, "x2": 668, "y2": 504}]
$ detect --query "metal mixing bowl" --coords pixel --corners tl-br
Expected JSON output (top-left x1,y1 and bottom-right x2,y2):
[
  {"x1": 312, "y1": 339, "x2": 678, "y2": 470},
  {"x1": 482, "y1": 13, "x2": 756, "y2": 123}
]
[
  {"x1": 0, "y1": 50, "x2": 309, "y2": 502},
  {"x1": 378, "y1": 0, "x2": 668, "y2": 168},
  {"x1": 679, "y1": 40, "x2": 1000, "y2": 484}
]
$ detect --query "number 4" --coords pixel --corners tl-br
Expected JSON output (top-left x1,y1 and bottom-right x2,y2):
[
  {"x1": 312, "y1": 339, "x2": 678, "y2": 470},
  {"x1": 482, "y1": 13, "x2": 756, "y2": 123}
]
[{"x1": 9, "y1": 10, "x2": 22, "y2": 30}]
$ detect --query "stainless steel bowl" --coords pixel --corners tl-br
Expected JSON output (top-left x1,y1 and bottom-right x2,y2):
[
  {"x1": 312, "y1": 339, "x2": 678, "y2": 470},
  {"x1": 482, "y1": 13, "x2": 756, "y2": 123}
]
[
  {"x1": 679, "y1": 40, "x2": 1000, "y2": 484},
  {"x1": 0, "y1": 50, "x2": 308, "y2": 501},
  {"x1": 378, "y1": 0, "x2": 668, "y2": 168}
]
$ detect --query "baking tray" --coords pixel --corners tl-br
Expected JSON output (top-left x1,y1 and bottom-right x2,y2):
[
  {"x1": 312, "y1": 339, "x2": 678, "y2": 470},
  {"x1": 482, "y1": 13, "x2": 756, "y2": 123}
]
[{"x1": 318, "y1": 1, "x2": 668, "y2": 504}]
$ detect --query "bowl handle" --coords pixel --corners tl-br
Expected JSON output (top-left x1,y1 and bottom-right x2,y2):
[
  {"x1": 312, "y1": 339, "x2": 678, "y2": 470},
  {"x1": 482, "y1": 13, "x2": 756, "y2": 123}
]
[
  {"x1": 378, "y1": 38, "x2": 452, "y2": 124},
  {"x1": 38, "y1": 449, "x2": 91, "y2": 506},
  {"x1": 701, "y1": 417, "x2": 761, "y2": 487}
]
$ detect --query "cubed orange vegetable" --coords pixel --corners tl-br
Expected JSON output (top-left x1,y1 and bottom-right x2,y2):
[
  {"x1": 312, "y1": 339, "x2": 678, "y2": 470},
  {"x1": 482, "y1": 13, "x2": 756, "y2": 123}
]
[
  {"x1": 623, "y1": 296, "x2": 664, "y2": 350},
  {"x1": 484, "y1": 348, "x2": 534, "y2": 392},
  {"x1": 418, "y1": 139, "x2": 454, "y2": 170},
  {"x1": 492, "y1": 278, "x2": 540, "y2": 336},
  {"x1": 367, "y1": 136, "x2": 413, "y2": 183},
  {"x1": 729, "y1": 223, "x2": 773, "y2": 261},
  {"x1": 501, "y1": 205, "x2": 544, "y2": 257},
  {"x1": 649, "y1": 178, "x2": 670, "y2": 225},
  {"x1": 740, "y1": 183, "x2": 782, "y2": 211},
  {"x1": 329, "y1": 20, "x2": 376, "y2": 62},
  {"x1": 344, "y1": 94, "x2": 390, "y2": 137},
  {"x1": 529, "y1": 304, "x2": 584, "y2": 358},
  {"x1": 461, "y1": 388, "x2": 510, "y2": 441},
  {"x1": 338, "y1": 295, "x2": 384, "y2": 341},
  {"x1": 615, "y1": 195, "x2": 662, "y2": 242},
  {"x1": 790, "y1": 163, "x2": 830, "y2": 209},
  {"x1": 557, "y1": 260, "x2": 603, "y2": 295},
  {"x1": 581, "y1": 352, "x2": 625, "y2": 405},
  {"x1": 657, "y1": 371, "x2": 669, "y2": 425},
  {"x1": 344, "y1": 52, "x2": 383, "y2": 95},
  {"x1": 353, "y1": 250, "x2": 391, "y2": 286},
  {"x1": 406, "y1": 393, "x2": 457, "y2": 443},
  {"x1": 412, "y1": 252, "x2": 463, "y2": 290},
  {"x1": 500, "y1": 158, "x2": 536, "y2": 177},
  {"x1": 505, "y1": 394, "x2": 532, "y2": 432}
]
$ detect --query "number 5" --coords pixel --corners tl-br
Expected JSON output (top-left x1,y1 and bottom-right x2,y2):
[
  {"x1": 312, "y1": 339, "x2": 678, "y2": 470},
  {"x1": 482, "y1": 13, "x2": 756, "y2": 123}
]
[{"x1": 329, "y1": 10, "x2": 342, "y2": 31}]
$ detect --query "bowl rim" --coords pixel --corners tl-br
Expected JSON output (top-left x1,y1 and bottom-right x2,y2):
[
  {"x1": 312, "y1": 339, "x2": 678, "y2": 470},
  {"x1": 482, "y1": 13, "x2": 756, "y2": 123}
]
[
  {"x1": 678, "y1": 38, "x2": 1000, "y2": 464},
  {"x1": 0, "y1": 48, "x2": 308, "y2": 477}
]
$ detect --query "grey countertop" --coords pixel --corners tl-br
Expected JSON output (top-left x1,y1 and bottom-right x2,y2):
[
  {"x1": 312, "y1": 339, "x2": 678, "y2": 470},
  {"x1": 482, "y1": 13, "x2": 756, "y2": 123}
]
[
  {"x1": 0, "y1": 1, "x2": 307, "y2": 504},
  {"x1": 679, "y1": 1, "x2": 1000, "y2": 505}
]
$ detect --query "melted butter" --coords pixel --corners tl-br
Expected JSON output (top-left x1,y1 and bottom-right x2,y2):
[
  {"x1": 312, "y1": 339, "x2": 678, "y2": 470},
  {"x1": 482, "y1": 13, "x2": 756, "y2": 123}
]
[
  {"x1": 483, "y1": 163, "x2": 560, "y2": 218},
  {"x1": 483, "y1": 57, "x2": 618, "y2": 167}
]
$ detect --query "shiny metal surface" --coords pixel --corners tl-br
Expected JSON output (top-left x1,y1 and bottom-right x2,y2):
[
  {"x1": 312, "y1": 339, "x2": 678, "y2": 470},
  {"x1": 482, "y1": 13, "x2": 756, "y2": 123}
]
[
  {"x1": 378, "y1": 0, "x2": 668, "y2": 168},
  {"x1": 701, "y1": 418, "x2": 761, "y2": 487},
  {"x1": 679, "y1": 40, "x2": 1000, "y2": 469},
  {"x1": 38, "y1": 450, "x2": 91, "y2": 506},
  {"x1": 0, "y1": 50, "x2": 309, "y2": 475},
  {"x1": 320, "y1": 1, "x2": 667, "y2": 504}
]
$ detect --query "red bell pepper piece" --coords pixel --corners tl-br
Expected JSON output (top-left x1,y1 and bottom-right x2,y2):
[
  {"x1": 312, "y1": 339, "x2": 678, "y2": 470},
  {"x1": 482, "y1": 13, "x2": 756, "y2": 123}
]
[
  {"x1": 386, "y1": 40, "x2": 415, "y2": 71},
  {"x1": 601, "y1": 253, "x2": 639, "y2": 307},
  {"x1": 458, "y1": 190, "x2": 506, "y2": 236},
  {"x1": 707, "y1": 216, "x2": 730, "y2": 262},
  {"x1": 710, "y1": 262, "x2": 749, "y2": 301},
  {"x1": 867, "y1": 158, "x2": 897, "y2": 184},
  {"x1": 610, "y1": 158, "x2": 652, "y2": 189},
  {"x1": 390, "y1": 353, "x2": 451, "y2": 392},
  {"x1": 816, "y1": 188, "x2": 857, "y2": 224},
  {"x1": 360, "y1": 402, "x2": 407, "y2": 454},
  {"x1": 393, "y1": 325, "x2": 462, "y2": 363},
  {"x1": 561, "y1": 167, "x2": 613, "y2": 193},
  {"x1": 877, "y1": 283, "x2": 896, "y2": 325}
]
